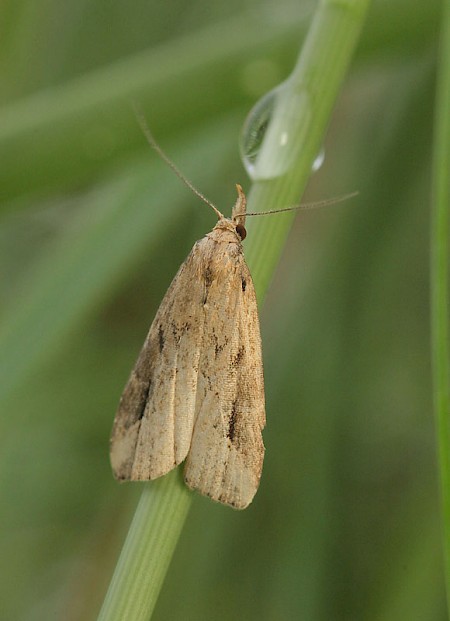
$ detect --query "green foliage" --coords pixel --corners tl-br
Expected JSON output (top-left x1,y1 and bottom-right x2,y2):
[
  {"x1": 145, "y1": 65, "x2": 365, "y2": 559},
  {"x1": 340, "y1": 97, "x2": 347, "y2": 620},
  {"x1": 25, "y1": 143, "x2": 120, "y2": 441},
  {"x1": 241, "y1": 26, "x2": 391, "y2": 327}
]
[{"x1": 0, "y1": 0, "x2": 447, "y2": 620}]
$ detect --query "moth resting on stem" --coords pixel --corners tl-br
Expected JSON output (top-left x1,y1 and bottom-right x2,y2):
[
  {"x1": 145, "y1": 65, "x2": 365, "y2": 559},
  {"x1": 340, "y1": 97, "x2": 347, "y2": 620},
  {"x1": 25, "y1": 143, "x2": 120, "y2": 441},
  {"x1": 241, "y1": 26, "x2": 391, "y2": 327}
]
[{"x1": 110, "y1": 107, "x2": 356, "y2": 508}]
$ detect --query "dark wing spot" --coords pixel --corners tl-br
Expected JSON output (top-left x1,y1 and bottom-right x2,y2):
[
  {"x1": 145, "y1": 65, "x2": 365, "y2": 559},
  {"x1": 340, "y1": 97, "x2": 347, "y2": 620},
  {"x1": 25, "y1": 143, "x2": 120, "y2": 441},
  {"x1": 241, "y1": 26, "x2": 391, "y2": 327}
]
[
  {"x1": 213, "y1": 332, "x2": 226, "y2": 357},
  {"x1": 227, "y1": 400, "x2": 238, "y2": 441},
  {"x1": 204, "y1": 266, "x2": 213, "y2": 287},
  {"x1": 232, "y1": 345, "x2": 245, "y2": 367},
  {"x1": 137, "y1": 382, "x2": 151, "y2": 420},
  {"x1": 203, "y1": 266, "x2": 214, "y2": 304},
  {"x1": 241, "y1": 278, "x2": 247, "y2": 292},
  {"x1": 158, "y1": 325, "x2": 165, "y2": 352},
  {"x1": 169, "y1": 320, "x2": 191, "y2": 344},
  {"x1": 171, "y1": 320, "x2": 181, "y2": 344}
]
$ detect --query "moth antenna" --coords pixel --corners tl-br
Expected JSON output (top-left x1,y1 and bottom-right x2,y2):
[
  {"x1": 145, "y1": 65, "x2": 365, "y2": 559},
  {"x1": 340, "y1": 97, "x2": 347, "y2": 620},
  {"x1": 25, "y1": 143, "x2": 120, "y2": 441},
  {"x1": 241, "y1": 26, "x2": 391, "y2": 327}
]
[
  {"x1": 234, "y1": 192, "x2": 359, "y2": 218},
  {"x1": 132, "y1": 101, "x2": 224, "y2": 220}
]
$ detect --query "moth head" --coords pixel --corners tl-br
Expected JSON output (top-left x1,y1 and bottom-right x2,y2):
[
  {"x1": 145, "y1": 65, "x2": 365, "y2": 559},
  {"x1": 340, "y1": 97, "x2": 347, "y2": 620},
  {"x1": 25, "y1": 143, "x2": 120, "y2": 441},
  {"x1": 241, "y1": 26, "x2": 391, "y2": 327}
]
[{"x1": 231, "y1": 184, "x2": 247, "y2": 241}]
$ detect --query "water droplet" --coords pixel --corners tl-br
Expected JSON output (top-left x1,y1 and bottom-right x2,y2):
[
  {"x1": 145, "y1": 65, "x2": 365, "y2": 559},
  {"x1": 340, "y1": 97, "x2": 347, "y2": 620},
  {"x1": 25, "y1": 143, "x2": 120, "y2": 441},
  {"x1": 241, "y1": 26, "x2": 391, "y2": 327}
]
[
  {"x1": 312, "y1": 147, "x2": 325, "y2": 172},
  {"x1": 240, "y1": 81, "x2": 312, "y2": 181},
  {"x1": 240, "y1": 87, "x2": 277, "y2": 177}
]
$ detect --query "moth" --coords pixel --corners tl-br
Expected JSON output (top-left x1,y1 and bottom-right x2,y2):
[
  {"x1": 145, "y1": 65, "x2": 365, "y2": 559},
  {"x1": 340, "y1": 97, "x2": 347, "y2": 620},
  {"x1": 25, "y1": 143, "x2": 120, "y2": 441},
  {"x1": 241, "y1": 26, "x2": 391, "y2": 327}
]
[{"x1": 110, "y1": 118, "x2": 265, "y2": 509}]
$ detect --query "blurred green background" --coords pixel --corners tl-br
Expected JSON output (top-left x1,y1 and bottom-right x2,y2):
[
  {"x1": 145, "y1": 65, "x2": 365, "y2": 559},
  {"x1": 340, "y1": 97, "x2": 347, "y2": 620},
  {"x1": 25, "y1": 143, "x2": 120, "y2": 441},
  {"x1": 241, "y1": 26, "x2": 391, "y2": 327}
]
[{"x1": 0, "y1": 0, "x2": 445, "y2": 619}]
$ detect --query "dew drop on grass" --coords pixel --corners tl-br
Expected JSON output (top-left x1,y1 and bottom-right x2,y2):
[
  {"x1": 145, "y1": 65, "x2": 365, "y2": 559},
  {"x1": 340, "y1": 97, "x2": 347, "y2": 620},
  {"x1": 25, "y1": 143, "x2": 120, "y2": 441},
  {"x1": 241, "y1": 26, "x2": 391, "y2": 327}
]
[{"x1": 240, "y1": 82, "x2": 324, "y2": 180}]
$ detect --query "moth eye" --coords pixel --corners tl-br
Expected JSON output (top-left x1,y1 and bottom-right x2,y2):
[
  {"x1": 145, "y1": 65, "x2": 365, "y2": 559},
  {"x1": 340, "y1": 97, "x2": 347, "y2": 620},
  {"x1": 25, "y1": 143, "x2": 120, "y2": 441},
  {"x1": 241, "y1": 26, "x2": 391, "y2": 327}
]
[{"x1": 235, "y1": 224, "x2": 247, "y2": 240}]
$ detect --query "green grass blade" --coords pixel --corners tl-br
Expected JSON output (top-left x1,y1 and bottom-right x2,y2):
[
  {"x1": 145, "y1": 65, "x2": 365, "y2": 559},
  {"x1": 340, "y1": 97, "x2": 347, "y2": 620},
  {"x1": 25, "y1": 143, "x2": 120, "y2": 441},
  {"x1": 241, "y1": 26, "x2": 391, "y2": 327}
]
[
  {"x1": 97, "y1": 475, "x2": 191, "y2": 621},
  {"x1": 431, "y1": 0, "x2": 450, "y2": 612}
]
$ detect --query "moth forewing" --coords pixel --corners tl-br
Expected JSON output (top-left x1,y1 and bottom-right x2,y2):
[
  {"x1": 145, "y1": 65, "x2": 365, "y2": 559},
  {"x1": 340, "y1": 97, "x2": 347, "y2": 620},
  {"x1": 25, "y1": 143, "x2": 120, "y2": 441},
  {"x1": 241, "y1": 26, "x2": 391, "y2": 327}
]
[
  {"x1": 110, "y1": 186, "x2": 266, "y2": 509},
  {"x1": 184, "y1": 246, "x2": 265, "y2": 509},
  {"x1": 110, "y1": 250, "x2": 206, "y2": 480}
]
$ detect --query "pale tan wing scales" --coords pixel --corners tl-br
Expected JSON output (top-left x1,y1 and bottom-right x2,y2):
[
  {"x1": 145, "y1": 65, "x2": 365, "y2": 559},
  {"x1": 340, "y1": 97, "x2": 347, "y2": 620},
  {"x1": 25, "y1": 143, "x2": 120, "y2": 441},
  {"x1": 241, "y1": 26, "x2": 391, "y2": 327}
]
[
  {"x1": 183, "y1": 241, "x2": 265, "y2": 509},
  {"x1": 110, "y1": 241, "x2": 207, "y2": 480}
]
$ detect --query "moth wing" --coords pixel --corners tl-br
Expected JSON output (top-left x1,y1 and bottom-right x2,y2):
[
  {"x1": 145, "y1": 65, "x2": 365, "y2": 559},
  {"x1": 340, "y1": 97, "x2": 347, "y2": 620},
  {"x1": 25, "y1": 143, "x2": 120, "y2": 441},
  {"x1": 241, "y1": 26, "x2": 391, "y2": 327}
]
[
  {"x1": 184, "y1": 250, "x2": 265, "y2": 510},
  {"x1": 110, "y1": 241, "x2": 207, "y2": 480}
]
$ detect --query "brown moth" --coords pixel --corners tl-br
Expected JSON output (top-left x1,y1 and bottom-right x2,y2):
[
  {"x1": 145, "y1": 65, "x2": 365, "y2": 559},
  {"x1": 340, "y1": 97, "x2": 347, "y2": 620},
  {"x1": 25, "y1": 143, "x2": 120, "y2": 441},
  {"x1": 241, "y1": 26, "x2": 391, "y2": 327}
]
[{"x1": 110, "y1": 176, "x2": 265, "y2": 509}]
